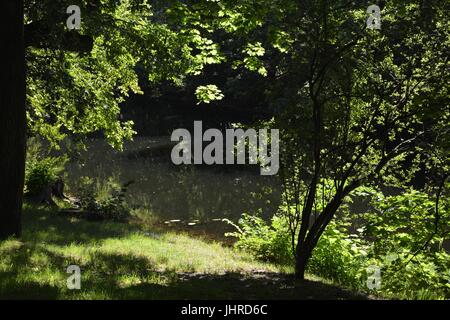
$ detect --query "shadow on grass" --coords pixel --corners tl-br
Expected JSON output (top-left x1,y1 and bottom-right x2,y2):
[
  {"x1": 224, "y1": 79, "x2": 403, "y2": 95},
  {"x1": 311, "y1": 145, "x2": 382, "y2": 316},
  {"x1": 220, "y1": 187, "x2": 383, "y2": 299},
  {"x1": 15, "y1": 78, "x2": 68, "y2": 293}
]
[
  {"x1": 117, "y1": 272, "x2": 368, "y2": 300},
  {"x1": 0, "y1": 243, "x2": 61, "y2": 299},
  {"x1": 0, "y1": 206, "x2": 368, "y2": 300},
  {"x1": 21, "y1": 205, "x2": 142, "y2": 245},
  {"x1": 1, "y1": 246, "x2": 367, "y2": 300}
]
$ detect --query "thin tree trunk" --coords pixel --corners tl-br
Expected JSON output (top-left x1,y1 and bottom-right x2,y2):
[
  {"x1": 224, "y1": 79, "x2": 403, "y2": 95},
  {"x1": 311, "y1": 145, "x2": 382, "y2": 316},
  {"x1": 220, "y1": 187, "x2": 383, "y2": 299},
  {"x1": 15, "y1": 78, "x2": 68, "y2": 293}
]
[
  {"x1": 294, "y1": 182, "x2": 361, "y2": 280},
  {"x1": 295, "y1": 242, "x2": 314, "y2": 280},
  {"x1": 0, "y1": 0, "x2": 26, "y2": 239}
]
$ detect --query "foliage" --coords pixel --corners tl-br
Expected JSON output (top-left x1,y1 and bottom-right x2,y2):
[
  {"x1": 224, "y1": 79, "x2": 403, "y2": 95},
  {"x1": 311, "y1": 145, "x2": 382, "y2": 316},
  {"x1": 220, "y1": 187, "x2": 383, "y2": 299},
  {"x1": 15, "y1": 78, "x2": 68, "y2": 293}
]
[
  {"x1": 227, "y1": 186, "x2": 450, "y2": 299},
  {"x1": 76, "y1": 176, "x2": 132, "y2": 222},
  {"x1": 264, "y1": 0, "x2": 450, "y2": 278},
  {"x1": 360, "y1": 187, "x2": 450, "y2": 299},
  {"x1": 25, "y1": 0, "x2": 232, "y2": 148},
  {"x1": 308, "y1": 221, "x2": 368, "y2": 289},
  {"x1": 227, "y1": 211, "x2": 369, "y2": 285},
  {"x1": 225, "y1": 213, "x2": 293, "y2": 265},
  {"x1": 195, "y1": 85, "x2": 224, "y2": 104},
  {"x1": 24, "y1": 139, "x2": 67, "y2": 196},
  {"x1": 25, "y1": 158, "x2": 64, "y2": 196}
]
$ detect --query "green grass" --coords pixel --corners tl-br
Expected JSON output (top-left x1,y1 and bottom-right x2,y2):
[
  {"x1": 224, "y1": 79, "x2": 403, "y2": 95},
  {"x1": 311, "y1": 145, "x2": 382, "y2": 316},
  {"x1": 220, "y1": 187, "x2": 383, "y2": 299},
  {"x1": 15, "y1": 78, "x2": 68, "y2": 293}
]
[{"x1": 0, "y1": 205, "x2": 367, "y2": 300}]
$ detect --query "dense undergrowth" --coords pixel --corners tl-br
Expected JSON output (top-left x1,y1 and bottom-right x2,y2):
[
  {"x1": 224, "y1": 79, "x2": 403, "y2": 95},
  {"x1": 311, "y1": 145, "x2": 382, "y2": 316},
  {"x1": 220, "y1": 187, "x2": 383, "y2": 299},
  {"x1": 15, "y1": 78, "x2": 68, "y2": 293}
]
[{"x1": 227, "y1": 188, "x2": 450, "y2": 300}]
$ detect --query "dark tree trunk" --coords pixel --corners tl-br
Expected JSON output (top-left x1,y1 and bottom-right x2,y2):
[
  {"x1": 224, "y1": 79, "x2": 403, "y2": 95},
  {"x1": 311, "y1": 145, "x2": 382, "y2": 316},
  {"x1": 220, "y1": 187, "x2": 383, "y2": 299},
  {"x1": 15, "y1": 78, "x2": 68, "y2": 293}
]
[
  {"x1": 295, "y1": 242, "x2": 314, "y2": 280},
  {"x1": 294, "y1": 189, "x2": 352, "y2": 280},
  {"x1": 0, "y1": 0, "x2": 26, "y2": 239}
]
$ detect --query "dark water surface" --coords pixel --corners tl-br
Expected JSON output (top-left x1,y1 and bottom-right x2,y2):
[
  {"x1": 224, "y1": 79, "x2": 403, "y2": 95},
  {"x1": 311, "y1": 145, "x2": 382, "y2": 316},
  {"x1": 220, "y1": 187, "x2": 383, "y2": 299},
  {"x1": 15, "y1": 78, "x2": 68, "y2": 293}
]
[{"x1": 66, "y1": 137, "x2": 282, "y2": 223}]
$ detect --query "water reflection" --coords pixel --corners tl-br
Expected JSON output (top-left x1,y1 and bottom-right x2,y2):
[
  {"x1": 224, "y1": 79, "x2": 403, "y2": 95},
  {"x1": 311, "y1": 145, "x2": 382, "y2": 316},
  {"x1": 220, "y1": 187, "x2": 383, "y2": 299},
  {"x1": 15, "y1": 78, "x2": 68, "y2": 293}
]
[{"x1": 66, "y1": 137, "x2": 281, "y2": 222}]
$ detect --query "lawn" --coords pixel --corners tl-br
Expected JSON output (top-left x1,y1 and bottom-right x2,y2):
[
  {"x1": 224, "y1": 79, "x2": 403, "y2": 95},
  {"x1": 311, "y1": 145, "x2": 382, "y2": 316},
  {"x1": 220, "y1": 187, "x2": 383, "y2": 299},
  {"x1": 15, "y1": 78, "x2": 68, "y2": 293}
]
[{"x1": 0, "y1": 205, "x2": 367, "y2": 300}]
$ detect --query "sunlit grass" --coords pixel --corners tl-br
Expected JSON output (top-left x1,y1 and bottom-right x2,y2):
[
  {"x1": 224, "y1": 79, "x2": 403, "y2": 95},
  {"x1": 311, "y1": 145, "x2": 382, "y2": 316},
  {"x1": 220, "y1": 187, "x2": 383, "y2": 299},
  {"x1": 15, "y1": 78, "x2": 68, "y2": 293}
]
[
  {"x1": 0, "y1": 204, "x2": 295, "y2": 299},
  {"x1": 0, "y1": 204, "x2": 368, "y2": 300}
]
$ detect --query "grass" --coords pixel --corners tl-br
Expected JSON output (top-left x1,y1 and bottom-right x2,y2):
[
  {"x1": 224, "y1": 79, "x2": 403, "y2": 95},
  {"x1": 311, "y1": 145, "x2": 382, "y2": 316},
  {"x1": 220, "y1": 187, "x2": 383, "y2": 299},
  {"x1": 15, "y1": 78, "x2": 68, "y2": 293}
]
[{"x1": 0, "y1": 204, "x2": 368, "y2": 300}]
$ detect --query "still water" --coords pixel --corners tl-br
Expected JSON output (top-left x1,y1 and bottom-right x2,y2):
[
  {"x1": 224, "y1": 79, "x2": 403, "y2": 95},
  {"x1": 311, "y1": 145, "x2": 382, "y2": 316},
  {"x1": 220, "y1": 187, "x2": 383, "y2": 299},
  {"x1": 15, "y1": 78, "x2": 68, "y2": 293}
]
[{"x1": 65, "y1": 136, "x2": 282, "y2": 223}]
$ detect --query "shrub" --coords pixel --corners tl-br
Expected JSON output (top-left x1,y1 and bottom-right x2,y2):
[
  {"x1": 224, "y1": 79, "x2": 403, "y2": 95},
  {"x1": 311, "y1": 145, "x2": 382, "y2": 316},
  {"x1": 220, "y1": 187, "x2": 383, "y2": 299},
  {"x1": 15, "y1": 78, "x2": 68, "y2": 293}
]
[
  {"x1": 25, "y1": 154, "x2": 67, "y2": 199},
  {"x1": 226, "y1": 187, "x2": 450, "y2": 299},
  {"x1": 77, "y1": 176, "x2": 132, "y2": 222},
  {"x1": 227, "y1": 213, "x2": 368, "y2": 287},
  {"x1": 225, "y1": 213, "x2": 293, "y2": 265},
  {"x1": 25, "y1": 137, "x2": 67, "y2": 197},
  {"x1": 26, "y1": 158, "x2": 58, "y2": 196},
  {"x1": 361, "y1": 188, "x2": 450, "y2": 299},
  {"x1": 308, "y1": 221, "x2": 368, "y2": 289}
]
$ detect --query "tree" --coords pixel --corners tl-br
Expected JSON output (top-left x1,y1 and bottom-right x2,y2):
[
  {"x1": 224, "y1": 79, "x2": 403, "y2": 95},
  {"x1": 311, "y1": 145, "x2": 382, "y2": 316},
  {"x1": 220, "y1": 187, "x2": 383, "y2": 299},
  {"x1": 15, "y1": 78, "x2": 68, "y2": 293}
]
[
  {"x1": 190, "y1": 0, "x2": 447, "y2": 279},
  {"x1": 272, "y1": 0, "x2": 449, "y2": 279},
  {"x1": 0, "y1": 0, "x2": 229, "y2": 239},
  {"x1": 0, "y1": 0, "x2": 26, "y2": 239}
]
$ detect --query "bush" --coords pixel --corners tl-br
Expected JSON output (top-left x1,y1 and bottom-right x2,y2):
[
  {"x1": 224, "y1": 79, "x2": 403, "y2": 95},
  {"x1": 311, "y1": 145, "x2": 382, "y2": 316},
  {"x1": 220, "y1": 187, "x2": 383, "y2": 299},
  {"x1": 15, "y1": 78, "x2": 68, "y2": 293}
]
[
  {"x1": 77, "y1": 176, "x2": 132, "y2": 222},
  {"x1": 308, "y1": 221, "x2": 368, "y2": 289},
  {"x1": 227, "y1": 214, "x2": 368, "y2": 286},
  {"x1": 225, "y1": 213, "x2": 293, "y2": 265},
  {"x1": 25, "y1": 158, "x2": 58, "y2": 196},
  {"x1": 226, "y1": 187, "x2": 450, "y2": 299},
  {"x1": 25, "y1": 155, "x2": 67, "y2": 199},
  {"x1": 25, "y1": 137, "x2": 67, "y2": 197},
  {"x1": 361, "y1": 188, "x2": 450, "y2": 299}
]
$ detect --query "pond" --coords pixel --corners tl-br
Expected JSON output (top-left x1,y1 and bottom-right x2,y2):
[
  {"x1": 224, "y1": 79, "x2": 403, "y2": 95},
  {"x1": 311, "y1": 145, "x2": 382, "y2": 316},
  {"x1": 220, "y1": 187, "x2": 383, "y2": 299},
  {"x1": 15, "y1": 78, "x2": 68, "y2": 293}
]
[{"x1": 65, "y1": 136, "x2": 282, "y2": 225}]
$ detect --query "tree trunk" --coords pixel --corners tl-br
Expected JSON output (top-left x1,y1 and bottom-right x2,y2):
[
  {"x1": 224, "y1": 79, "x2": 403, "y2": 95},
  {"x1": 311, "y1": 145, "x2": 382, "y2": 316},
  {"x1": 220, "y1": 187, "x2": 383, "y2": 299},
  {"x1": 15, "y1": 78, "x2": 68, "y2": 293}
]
[
  {"x1": 0, "y1": 0, "x2": 26, "y2": 239},
  {"x1": 294, "y1": 191, "x2": 349, "y2": 280},
  {"x1": 295, "y1": 242, "x2": 314, "y2": 280}
]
